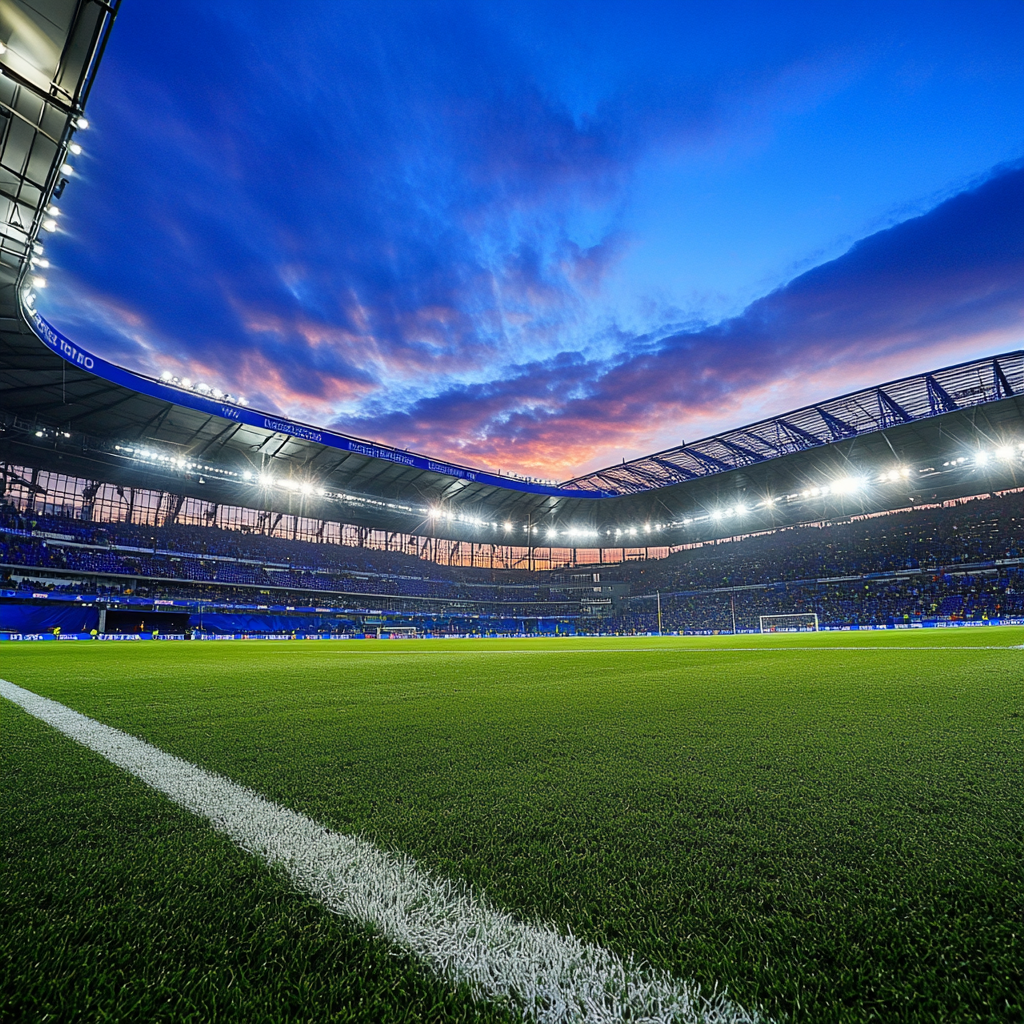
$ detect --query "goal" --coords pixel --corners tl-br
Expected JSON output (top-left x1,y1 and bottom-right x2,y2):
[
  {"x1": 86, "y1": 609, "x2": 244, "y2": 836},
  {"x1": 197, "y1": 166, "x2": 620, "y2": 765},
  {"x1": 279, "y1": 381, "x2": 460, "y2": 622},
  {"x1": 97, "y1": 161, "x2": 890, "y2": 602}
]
[
  {"x1": 376, "y1": 626, "x2": 420, "y2": 639},
  {"x1": 759, "y1": 613, "x2": 819, "y2": 633}
]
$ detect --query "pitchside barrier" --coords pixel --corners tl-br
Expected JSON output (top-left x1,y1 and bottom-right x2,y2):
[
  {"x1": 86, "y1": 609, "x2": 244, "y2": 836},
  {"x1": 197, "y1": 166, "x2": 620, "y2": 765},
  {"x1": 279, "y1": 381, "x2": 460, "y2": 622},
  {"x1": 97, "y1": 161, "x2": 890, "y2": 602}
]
[{"x1": 3, "y1": 619, "x2": 1024, "y2": 641}]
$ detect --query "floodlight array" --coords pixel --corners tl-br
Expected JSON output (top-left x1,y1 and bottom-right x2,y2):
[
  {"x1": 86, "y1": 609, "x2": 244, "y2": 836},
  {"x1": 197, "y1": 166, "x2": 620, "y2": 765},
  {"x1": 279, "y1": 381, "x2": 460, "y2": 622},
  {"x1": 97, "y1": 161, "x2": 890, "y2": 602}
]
[
  {"x1": 158, "y1": 369, "x2": 249, "y2": 407},
  {"x1": 62, "y1": 432, "x2": 1024, "y2": 549}
]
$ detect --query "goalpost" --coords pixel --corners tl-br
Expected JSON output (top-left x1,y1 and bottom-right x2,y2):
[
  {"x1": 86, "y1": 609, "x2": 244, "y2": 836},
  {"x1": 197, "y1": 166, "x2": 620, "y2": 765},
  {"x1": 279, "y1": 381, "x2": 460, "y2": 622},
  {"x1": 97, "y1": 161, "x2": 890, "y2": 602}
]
[
  {"x1": 376, "y1": 626, "x2": 420, "y2": 639},
  {"x1": 759, "y1": 613, "x2": 819, "y2": 633}
]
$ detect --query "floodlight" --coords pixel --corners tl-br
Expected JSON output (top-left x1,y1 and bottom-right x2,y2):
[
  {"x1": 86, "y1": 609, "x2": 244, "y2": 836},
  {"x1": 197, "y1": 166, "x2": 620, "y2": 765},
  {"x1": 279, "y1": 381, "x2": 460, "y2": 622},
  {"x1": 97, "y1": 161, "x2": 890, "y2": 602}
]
[
  {"x1": 832, "y1": 476, "x2": 863, "y2": 494},
  {"x1": 196, "y1": 382, "x2": 210, "y2": 393},
  {"x1": 181, "y1": 378, "x2": 192, "y2": 388},
  {"x1": 45, "y1": 205, "x2": 60, "y2": 216},
  {"x1": 237, "y1": 396, "x2": 248, "y2": 406},
  {"x1": 242, "y1": 471, "x2": 252, "y2": 481},
  {"x1": 60, "y1": 163, "x2": 74, "y2": 175},
  {"x1": 75, "y1": 118, "x2": 89, "y2": 130},
  {"x1": 69, "y1": 143, "x2": 82, "y2": 156},
  {"x1": 628, "y1": 526, "x2": 637, "y2": 536},
  {"x1": 42, "y1": 219, "x2": 57, "y2": 232},
  {"x1": 996, "y1": 445, "x2": 1014, "y2": 460},
  {"x1": 975, "y1": 451, "x2": 989, "y2": 466},
  {"x1": 733, "y1": 504, "x2": 745, "y2": 515},
  {"x1": 211, "y1": 388, "x2": 223, "y2": 399},
  {"x1": 300, "y1": 483, "x2": 312, "y2": 494},
  {"x1": 32, "y1": 258, "x2": 49, "y2": 268},
  {"x1": 503, "y1": 521, "x2": 513, "y2": 531}
]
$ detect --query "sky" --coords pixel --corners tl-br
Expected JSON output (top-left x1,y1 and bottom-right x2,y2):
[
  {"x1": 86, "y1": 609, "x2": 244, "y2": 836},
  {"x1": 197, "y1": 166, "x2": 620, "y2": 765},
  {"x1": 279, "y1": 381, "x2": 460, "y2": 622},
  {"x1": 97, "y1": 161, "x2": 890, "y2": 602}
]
[{"x1": 38, "y1": 0, "x2": 1024, "y2": 480}]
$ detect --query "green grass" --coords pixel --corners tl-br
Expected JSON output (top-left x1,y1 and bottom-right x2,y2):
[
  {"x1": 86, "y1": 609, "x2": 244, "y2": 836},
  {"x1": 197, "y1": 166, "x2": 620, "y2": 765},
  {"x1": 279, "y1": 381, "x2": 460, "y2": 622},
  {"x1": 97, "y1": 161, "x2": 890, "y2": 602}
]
[{"x1": 2, "y1": 632, "x2": 1022, "y2": 1022}]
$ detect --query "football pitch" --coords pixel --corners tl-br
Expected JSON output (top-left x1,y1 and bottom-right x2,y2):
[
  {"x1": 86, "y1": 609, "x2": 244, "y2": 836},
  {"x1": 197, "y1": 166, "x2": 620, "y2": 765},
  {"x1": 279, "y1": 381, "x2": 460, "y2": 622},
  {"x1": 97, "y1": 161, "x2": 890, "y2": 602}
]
[{"x1": 2, "y1": 632, "x2": 1021, "y2": 1023}]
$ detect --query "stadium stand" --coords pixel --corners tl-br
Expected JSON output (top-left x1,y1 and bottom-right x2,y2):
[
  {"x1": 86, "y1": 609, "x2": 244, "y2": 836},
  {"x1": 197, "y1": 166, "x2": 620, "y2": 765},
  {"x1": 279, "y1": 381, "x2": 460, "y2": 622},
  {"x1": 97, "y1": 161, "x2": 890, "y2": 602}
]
[{"x1": 4, "y1": 488, "x2": 1024, "y2": 634}]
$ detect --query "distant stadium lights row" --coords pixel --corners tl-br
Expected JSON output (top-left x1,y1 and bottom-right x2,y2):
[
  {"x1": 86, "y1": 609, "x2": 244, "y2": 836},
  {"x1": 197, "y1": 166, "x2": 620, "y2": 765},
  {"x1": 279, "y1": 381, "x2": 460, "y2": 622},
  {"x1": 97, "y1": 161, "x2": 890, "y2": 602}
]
[
  {"x1": 158, "y1": 369, "x2": 249, "y2": 407},
  {"x1": 22, "y1": 120, "x2": 89, "y2": 295},
  {"x1": 671, "y1": 446, "x2": 1024, "y2": 530},
  {"x1": 104, "y1": 437, "x2": 1023, "y2": 545}
]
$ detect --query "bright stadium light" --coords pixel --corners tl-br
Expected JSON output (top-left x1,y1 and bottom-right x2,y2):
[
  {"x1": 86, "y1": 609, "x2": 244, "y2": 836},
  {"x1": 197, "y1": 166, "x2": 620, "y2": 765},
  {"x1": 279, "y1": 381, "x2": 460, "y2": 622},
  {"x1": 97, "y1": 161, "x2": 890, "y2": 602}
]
[
  {"x1": 69, "y1": 142, "x2": 82, "y2": 156},
  {"x1": 181, "y1": 378, "x2": 192, "y2": 389},
  {"x1": 996, "y1": 445, "x2": 1014, "y2": 460},
  {"x1": 628, "y1": 526, "x2": 637, "y2": 536},
  {"x1": 60, "y1": 163, "x2": 74, "y2": 175},
  {"x1": 832, "y1": 476, "x2": 865, "y2": 494},
  {"x1": 45, "y1": 204, "x2": 61, "y2": 216},
  {"x1": 160, "y1": 370, "x2": 173, "y2": 381},
  {"x1": 733, "y1": 504, "x2": 745, "y2": 515},
  {"x1": 75, "y1": 118, "x2": 89, "y2": 130},
  {"x1": 211, "y1": 388, "x2": 223, "y2": 399},
  {"x1": 975, "y1": 451, "x2": 989, "y2": 466},
  {"x1": 42, "y1": 219, "x2": 57, "y2": 232},
  {"x1": 31, "y1": 275, "x2": 46, "y2": 288},
  {"x1": 503, "y1": 521, "x2": 513, "y2": 531},
  {"x1": 242, "y1": 471, "x2": 252, "y2": 481}
]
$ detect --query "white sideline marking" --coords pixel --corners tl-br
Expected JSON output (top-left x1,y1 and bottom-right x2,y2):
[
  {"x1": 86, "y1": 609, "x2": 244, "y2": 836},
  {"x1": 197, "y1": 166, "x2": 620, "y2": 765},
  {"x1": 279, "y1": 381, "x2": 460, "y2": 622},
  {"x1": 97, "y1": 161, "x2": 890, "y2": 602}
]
[
  {"x1": 277, "y1": 644, "x2": 1019, "y2": 655},
  {"x1": 0, "y1": 677, "x2": 766, "y2": 1024}
]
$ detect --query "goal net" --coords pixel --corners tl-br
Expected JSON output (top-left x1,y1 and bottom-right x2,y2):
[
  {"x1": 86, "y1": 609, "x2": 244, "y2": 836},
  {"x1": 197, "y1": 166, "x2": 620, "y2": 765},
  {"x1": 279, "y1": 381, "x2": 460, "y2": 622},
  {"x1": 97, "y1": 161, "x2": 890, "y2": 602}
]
[
  {"x1": 377, "y1": 626, "x2": 420, "y2": 639},
  {"x1": 759, "y1": 613, "x2": 819, "y2": 633}
]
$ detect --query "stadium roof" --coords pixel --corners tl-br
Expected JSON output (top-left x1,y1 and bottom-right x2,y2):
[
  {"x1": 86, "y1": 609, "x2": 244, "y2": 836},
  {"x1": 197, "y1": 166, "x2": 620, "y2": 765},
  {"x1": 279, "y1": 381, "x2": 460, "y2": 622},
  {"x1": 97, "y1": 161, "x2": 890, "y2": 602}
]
[{"x1": 1, "y1": 0, "x2": 1024, "y2": 548}]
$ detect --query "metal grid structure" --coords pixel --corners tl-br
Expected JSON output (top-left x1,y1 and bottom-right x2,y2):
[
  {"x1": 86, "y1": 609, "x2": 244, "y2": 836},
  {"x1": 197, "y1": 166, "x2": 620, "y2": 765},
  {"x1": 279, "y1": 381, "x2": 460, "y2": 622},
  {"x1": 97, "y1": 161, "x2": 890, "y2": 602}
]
[
  {"x1": 562, "y1": 353, "x2": 1024, "y2": 495},
  {"x1": 0, "y1": 0, "x2": 116, "y2": 310}
]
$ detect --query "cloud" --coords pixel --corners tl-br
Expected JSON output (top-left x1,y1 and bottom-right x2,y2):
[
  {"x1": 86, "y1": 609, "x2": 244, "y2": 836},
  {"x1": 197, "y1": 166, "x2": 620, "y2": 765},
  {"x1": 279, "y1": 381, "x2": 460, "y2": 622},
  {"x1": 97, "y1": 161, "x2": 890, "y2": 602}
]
[
  {"x1": 38, "y1": 4, "x2": 1024, "y2": 479},
  {"x1": 333, "y1": 162, "x2": 1024, "y2": 476}
]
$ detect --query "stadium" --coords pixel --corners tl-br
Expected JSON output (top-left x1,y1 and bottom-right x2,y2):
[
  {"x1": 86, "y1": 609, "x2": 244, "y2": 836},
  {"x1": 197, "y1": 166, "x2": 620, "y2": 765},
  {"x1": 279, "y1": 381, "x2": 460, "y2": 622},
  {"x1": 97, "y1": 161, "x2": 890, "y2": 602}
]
[{"x1": 2, "y1": 4, "x2": 1021, "y2": 1024}]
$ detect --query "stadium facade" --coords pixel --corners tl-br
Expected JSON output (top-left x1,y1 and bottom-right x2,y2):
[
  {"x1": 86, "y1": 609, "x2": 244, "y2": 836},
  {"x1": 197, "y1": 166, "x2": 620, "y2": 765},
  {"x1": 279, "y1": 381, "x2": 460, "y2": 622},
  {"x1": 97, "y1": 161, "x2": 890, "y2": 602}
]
[{"x1": 2, "y1": 0, "x2": 1024, "y2": 638}]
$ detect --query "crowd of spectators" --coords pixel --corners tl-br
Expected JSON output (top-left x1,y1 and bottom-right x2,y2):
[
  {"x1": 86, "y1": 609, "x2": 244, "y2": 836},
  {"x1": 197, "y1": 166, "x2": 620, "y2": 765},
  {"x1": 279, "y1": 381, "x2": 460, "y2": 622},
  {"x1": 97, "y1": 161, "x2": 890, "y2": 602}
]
[{"x1": 4, "y1": 491, "x2": 1024, "y2": 630}]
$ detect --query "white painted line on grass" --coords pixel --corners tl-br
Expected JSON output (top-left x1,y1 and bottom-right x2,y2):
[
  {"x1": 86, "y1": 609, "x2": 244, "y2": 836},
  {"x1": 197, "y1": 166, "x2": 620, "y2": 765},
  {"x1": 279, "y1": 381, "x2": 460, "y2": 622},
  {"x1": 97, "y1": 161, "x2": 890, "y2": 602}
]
[
  {"x1": 0, "y1": 677, "x2": 766, "y2": 1024},
  {"x1": 279, "y1": 645, "x2": 1020, "y2": 655}
]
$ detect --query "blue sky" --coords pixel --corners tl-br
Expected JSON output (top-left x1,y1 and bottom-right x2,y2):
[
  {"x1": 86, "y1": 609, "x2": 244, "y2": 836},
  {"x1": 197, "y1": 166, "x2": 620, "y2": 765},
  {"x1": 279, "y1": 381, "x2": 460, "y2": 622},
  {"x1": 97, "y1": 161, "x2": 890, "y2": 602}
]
[{"x1": 39, "y1": 0, "x2": 1024, "y2": 477}]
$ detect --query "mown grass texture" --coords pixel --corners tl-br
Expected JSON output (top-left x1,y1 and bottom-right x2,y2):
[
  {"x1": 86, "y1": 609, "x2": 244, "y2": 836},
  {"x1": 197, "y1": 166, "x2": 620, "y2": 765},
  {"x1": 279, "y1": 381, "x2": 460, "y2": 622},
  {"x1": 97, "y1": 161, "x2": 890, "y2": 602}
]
[{"x1": 2, "y1": 631, "x2": 1022, "y2": 1023}]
